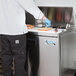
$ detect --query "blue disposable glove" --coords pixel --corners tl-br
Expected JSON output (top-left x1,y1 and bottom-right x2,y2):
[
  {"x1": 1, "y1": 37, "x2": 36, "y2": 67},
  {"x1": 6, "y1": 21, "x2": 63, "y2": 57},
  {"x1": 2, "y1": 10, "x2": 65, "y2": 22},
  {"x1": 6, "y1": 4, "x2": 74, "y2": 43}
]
[{"x1": 44, "y1": 18, "x2": 51, "y2": 27}]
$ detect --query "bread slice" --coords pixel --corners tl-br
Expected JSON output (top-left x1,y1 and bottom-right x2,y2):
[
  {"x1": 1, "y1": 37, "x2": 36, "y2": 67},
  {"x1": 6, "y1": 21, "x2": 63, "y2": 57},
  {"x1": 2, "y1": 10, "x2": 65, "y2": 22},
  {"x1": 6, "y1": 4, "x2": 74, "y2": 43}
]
[
  {"x1": 27, "y1": 24, "x2": 34, "y2": 29},
  {"x1": 38, "y1": 27, "x2": 52, "y2": 31}
]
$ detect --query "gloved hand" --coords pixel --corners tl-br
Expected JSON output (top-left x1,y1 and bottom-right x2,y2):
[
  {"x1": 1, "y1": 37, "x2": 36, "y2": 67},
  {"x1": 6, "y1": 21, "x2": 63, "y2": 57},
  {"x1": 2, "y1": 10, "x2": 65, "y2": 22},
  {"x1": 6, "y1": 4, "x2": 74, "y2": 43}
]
[{"x1": 44, "y1": 18, "x2": 51, "y2": 27}]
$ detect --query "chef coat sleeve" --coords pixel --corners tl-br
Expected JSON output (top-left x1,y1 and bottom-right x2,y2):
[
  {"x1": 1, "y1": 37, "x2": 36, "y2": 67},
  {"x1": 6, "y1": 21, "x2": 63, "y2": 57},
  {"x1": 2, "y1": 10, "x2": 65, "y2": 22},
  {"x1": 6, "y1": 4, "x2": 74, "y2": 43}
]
[{"x1": 16, "y1": 0, "x2": 44, "y2": 19}]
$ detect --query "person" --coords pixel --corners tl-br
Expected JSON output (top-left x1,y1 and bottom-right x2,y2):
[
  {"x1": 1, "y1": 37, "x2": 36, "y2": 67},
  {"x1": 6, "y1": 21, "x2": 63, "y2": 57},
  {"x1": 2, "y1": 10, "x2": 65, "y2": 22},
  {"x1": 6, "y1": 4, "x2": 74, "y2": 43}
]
[{"x1": 0, "y1": 0, "x2": 51, "y2": 76}]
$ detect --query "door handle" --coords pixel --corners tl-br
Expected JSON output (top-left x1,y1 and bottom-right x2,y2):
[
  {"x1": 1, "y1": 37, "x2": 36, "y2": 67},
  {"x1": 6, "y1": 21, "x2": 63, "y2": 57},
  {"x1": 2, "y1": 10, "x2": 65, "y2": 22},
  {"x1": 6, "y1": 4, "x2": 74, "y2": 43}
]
[{"x1": 45, "y1": 40, "x2": 56, "y2": 45}]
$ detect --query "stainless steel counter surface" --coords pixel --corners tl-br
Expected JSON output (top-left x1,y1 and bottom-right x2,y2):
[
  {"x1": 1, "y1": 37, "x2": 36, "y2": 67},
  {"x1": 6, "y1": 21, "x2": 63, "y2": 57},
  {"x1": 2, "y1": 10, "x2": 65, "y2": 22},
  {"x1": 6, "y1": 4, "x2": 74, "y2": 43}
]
[{"x1": 28, "y1": 27, "x2": 67, "y2": 37}]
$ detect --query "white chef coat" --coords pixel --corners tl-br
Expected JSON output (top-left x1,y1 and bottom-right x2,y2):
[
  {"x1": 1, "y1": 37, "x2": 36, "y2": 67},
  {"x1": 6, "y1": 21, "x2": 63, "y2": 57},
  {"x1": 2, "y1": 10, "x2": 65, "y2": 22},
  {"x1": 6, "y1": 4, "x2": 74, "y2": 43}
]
[{"x1": 0, "y1": 0, "x2": 44, "y2": 35}]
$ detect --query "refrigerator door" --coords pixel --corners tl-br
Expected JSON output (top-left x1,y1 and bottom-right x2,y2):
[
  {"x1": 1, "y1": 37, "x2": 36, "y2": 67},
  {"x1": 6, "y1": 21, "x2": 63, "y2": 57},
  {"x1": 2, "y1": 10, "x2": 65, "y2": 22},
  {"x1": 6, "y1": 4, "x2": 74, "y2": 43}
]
[{"x1": 38, "y1": 36, "x2": 60, "y2": 76}]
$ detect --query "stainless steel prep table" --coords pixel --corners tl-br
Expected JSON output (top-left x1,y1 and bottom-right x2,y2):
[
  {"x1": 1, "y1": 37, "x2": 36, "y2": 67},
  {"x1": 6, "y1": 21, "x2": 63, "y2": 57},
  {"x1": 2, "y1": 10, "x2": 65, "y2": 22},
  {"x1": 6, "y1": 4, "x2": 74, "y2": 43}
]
[{"x1": 27, "y1": 27, "x2": 73, "y2": 76}]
